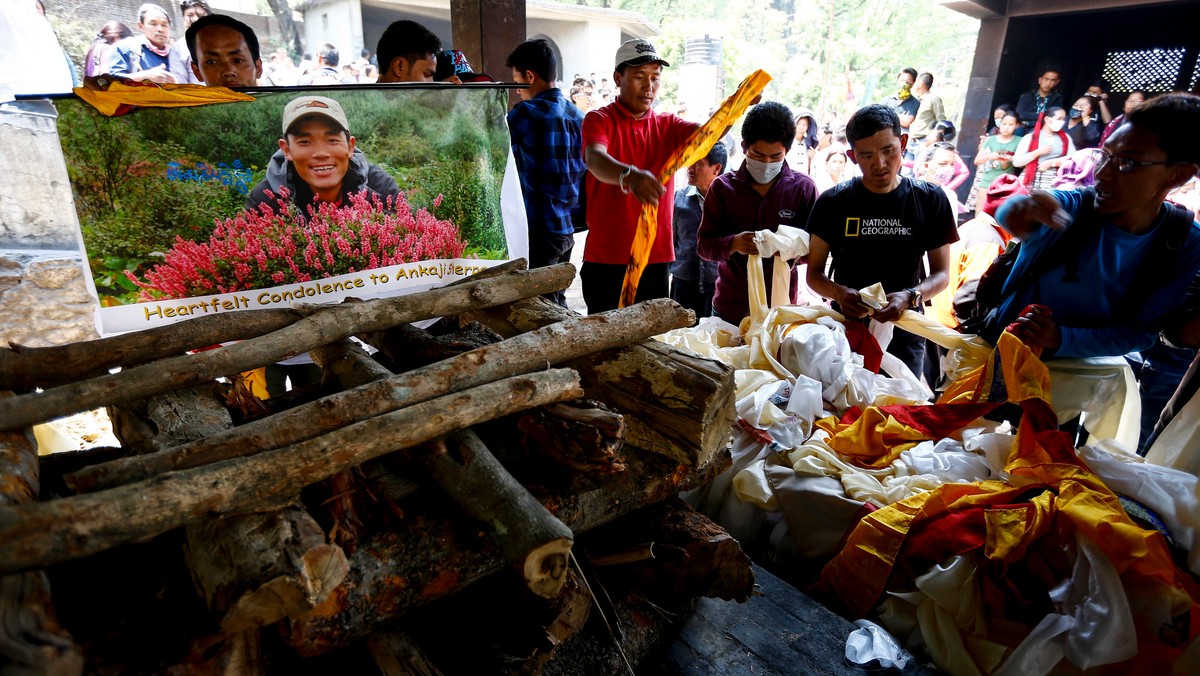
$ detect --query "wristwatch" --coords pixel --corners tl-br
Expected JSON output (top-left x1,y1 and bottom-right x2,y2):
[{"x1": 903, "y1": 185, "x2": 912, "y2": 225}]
[{"x1": 905, "y1": 287, "x2": 922, "y2": 309}]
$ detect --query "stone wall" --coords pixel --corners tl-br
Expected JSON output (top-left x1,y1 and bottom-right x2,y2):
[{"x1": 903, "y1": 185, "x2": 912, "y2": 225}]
[
  {"x1": 0, "y1": 103, "x2": 80, "y2": 250},
  {"x1": 0, "y1": 251, "x2": 98, "y2": 348},
  {"x1": 0, "y1": 103, "x2": 99, "y2": 348}
]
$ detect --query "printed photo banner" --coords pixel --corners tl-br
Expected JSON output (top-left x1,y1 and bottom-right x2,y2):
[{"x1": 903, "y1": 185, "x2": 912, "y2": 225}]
[{"x1": 53, "y1": 85, "x2": 527, "y2": 335}]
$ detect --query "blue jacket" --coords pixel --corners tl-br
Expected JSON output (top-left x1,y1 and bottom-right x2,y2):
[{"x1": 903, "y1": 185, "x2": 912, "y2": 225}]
[{"x1": 996, "y1": 190, "x2": 1200, "y2": 358}]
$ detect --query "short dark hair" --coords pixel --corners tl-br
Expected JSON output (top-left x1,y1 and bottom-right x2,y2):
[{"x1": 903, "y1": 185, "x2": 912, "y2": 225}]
[
  {"x1": 918, "y1": 72, "x2": 934, "y2": 89},
  {"x1": 741, "y1": 101, "x2": 796, "y2": 151},
  {"x1": 846, "y1": 104, "x2": 902, "y2": 146},
  {"x1": 180, "y1": 0, "x2": 210, "y2": 13},
  {"x1": 505, "y1": 39, "x2": 556, "y2": 82},
  {"x1": 900, "y1": 67, "x2": 917, "y2": 82},
  {"x1": 376, "y1": 20, "x2": 441, "y2": 76},
  {"x1": 703, "y1": 142, "x2": 728, "y2": 172},
  {"x1": 185, "y1": 14, "x2": 260, "y2": 63},
  {"x1": 1125, "y1": 92, "x2": 1200, "y2": 165},
  {"x1": 318, "y1": 43, "x2": 339, "y2": 67}
]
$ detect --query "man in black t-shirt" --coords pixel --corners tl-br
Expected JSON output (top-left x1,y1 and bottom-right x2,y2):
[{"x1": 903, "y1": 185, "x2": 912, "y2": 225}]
[{"x1": 807, "y1": 104, "x2": 958, "y2": 379}]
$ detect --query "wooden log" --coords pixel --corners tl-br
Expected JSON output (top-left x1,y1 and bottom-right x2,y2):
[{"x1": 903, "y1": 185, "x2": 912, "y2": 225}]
[
  {"x1": 0, "y1": 404, "x2": 83, "y2": 675},
  {"x1": 0, "y1": 308, "x2": 302, "y2": 391},
  {"x1": 108, "y1": 383, "x2": 233, "y2": 455},
  {"x1": 184, "y1": 505, "x2": 350, "y2": 634},
  {"x1": 278, "y1": 445, "x2": 731, "y2": 657},
  {"x1": 423, "y1": 430, "x2": 574, "y2": 599},
  {"x1": 312, "y1": 340, "x2": 575, "y2": 599},
  {"x1": 0, "y1": 263, "x2": 576, "y2": 432},
  {"x1": 396, "y1": 567, "x2": 592, "y2": 674},
  {"x1": 0, "y1": 260, "x2": 527, "y2": 392},
  {"x1": 105, "y1": 383, "x2": 349, "y2": 645},
  {"x1": 67, "y1": 298, "x2": 692, "y2": 493},
  {"x1": 517, "y1": 400, "x2": 626, "y2": 473},
  {"x1": 591, "y1": 498, "x2": 755, "y2": 604},
  {"x1": 462, "y1": 296, "x2": 736, "y2": 467},
  {"x1": 0, "y1": 369, "x2": 582, "y2": 576},
  {"x1": 365, "y1": 629, "x2": 443, "y2": 676},
  {"x1": 306, "y1": 341, "x2": 390, "y2": 551},
  {"x1": 359, "y1": 322, "x2": 503, "y2": 374}
]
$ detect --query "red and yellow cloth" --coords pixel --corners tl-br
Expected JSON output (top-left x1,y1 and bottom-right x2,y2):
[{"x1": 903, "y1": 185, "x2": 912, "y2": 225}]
[{"x1": 816, "y1": 331, "x2": 1200, "y2": 668}]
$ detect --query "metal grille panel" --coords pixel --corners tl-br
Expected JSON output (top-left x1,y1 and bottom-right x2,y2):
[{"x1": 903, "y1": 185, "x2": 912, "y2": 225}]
[{"x1": 1102, "y1": 47, "x2": 1185, "y2": 92}]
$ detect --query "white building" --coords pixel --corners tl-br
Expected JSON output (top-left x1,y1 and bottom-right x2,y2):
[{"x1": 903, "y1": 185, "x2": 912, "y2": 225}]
[{"x1": 300, "y1": 0, "x2": 657, "y2": 80}]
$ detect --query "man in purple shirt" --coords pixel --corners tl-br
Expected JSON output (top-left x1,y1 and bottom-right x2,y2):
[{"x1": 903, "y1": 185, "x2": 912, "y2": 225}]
[{"x1": 698, "y1": 102, "x2": 819, "y2": 324}]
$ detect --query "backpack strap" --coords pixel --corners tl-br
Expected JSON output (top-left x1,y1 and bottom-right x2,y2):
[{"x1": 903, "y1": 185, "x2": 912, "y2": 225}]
[
  {"x1": 1120, "y1": 201, "x2": 1196, "y2": 320},
  {"x1": 1001, "y1": 188, "x2": 1098, "y2": 300}
]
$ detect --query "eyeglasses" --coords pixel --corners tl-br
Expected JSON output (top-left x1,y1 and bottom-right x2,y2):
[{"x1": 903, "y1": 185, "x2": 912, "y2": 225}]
[{"x1": 1091, "y1": 148, "x2": 1177, "y2": 174}]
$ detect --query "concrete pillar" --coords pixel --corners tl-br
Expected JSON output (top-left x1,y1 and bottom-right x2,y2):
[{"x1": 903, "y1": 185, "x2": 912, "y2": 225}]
[{"x1": 957, "y1": 17, "x2": 1009, "y2": 196}]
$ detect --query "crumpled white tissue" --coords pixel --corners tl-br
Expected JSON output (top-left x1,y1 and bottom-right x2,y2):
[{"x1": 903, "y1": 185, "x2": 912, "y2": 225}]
[{"x1": 845, "y1": 618, "x2": 912, "y2": 669}]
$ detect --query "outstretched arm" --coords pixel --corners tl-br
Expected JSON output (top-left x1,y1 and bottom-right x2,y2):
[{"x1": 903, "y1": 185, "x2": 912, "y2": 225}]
[{"x1": 584, "y1": 143, "x2": 664, "y2": 206}]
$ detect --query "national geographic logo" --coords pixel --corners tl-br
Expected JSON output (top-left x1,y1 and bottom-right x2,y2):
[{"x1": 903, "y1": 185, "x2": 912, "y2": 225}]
[{"x1": 845, "y1": 217, "x2": 911, "y2": 237}]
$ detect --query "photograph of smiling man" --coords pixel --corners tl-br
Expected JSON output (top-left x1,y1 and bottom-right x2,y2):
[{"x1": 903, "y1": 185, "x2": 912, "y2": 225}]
[{"x1": 246, "y1": 95, "x2": 400, "y2": 215}]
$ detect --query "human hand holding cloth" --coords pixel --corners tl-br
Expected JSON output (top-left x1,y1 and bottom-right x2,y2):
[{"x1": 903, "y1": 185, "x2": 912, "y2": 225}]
[{"x1": 619, "y1": 69, "x2": 773, "y2": 307}]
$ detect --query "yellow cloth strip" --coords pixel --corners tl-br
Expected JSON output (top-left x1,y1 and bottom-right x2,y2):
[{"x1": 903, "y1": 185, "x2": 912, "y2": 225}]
[
  {"x1": 73, "y1": 82, "x2": 255, "y2": 116},
  {"x1": 619, "y1": 69, "x2": 773, "y2": 307}
]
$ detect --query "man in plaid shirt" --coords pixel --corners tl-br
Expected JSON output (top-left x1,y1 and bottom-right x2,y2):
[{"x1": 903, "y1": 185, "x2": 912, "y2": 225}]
[{"x1": 506, "y1": 39, "x2": 587, "y2": 307}]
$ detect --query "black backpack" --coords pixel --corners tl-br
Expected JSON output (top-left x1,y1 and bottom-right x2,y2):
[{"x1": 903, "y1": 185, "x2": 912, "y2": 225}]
[{"x1": 954, "y1": 189, "x2": 1196, "y2": 344}]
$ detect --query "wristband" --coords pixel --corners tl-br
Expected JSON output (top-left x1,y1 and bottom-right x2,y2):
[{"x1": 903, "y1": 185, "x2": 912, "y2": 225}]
[{"x1": 618, "y1": 165, "x2": 635, "y2": 195}]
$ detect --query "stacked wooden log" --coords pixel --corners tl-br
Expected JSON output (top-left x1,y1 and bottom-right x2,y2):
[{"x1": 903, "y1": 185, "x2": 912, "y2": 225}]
[{"x1": 0, "y1": 261, "x2": 751, "y2": 674}]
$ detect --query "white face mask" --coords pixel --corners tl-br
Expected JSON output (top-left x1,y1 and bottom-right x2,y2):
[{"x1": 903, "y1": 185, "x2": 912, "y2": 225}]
[
  {"x1": 745, "y1": 157, "x2": 783, "y2": 184},
  {"x1": 1045, "y1": 118, "x2": 1065, "y2": 133}
]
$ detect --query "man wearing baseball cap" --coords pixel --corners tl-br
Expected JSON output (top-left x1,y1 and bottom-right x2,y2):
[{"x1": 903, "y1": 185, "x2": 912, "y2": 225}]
[
  {"x1": 579, "y1": 37, "x2": 700, "y2": 313},
  {"x1": 245, "y1": 95, "x2": 400, "y2": 215}
]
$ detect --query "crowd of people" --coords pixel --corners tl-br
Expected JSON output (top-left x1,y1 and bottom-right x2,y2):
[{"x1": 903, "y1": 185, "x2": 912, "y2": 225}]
[{"x1": 20, "y1": 2, "x2": 1200, "y2": 451}]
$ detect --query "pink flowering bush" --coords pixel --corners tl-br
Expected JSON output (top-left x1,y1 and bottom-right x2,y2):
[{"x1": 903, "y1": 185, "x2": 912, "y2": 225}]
[{"x1": 131, "y1": 189, "x2": 467, "y2": 300}]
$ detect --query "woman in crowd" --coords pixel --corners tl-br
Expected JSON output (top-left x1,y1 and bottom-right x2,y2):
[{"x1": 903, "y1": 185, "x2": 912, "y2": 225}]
[
  {"x1": 812, "y1": 149, "x2": 848, "y2": 193},
  {"x1": 912, "y1": 120, "x2": 970, "y2": 190},
  {"x1": 968, "y1": 110, "x2": 1020, "y2": 209},
  {"x1": 1066, "y1": 94, "x2": 1102, "y2": 149},
  {"x1": 84, "y1": 21, "x2": 132, "y2": 78},
  {"x1": 787, "y1": 108, "x2": 820, "y2": 174},
  {"x1": 988, "y1": 104, "x2": 1014, "y2": 135},
  {"x1": 1013, "y1": 107, "x2": 1074, "y2": 190}
]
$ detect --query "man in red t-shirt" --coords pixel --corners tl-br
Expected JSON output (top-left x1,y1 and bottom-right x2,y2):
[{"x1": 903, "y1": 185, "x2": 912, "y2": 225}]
[{"x1": 580, "y1": 38, "x2": 699, "y2": 313}]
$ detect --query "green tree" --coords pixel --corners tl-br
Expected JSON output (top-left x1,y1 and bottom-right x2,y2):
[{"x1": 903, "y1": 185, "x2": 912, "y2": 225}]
[{"x1": 580, "y1": 0, "x2": 979, "y2": 128}]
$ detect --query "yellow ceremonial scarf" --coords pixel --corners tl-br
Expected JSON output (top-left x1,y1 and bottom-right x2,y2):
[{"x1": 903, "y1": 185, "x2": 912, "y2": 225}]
[{"x1": 619, "y1": 70, "x2": 773, "y2": 307}]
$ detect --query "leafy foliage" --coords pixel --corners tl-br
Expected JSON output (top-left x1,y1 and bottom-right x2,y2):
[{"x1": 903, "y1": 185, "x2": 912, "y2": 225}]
[
  {"x1": 582, "y1": 0, "x2": 979, "y2": 128},
  {"x1": 131, "y1": 189, "x2": 468, "y2": 299}
]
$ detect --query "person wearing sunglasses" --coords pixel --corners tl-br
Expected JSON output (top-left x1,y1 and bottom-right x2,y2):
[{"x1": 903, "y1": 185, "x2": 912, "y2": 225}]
[{"x1": 989, "y1": 92, "x2": 1200, "y2": 360}]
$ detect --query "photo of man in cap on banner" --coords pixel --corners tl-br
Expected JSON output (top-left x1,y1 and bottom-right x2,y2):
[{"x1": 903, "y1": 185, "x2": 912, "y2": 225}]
[{"x1": 246, "y1": 95, "x2": 401, "y2": 215}]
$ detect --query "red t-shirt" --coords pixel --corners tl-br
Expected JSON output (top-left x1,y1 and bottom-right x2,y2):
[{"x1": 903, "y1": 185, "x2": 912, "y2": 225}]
[{"x1": 581, "y1": 102, "x2": 698, "y2": 265}]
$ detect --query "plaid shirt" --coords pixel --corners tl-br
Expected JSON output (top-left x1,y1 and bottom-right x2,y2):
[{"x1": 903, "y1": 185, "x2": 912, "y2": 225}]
[{"x1": 507, "y1": 88, "x2": 586, "y2": 236}]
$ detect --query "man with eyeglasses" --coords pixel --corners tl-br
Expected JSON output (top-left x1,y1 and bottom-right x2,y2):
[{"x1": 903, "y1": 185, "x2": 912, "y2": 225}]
[{"x1": 994, "y1": 92, "x2": 1200, "y2": 360}]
